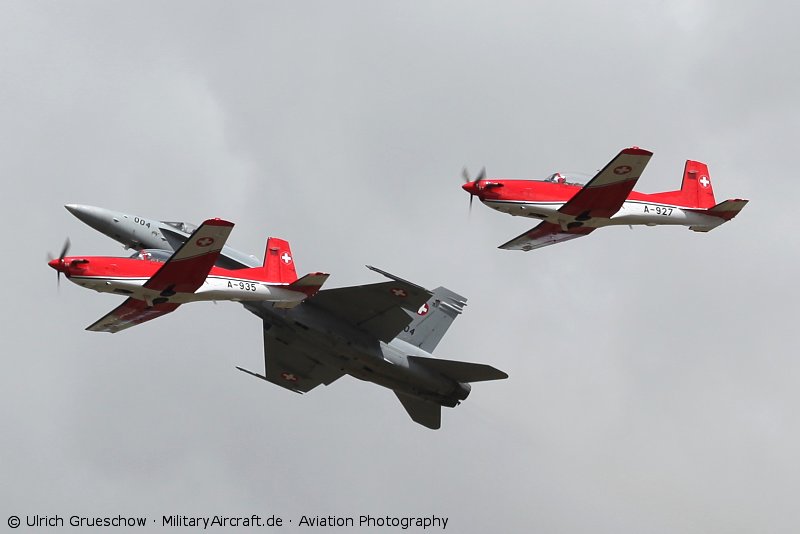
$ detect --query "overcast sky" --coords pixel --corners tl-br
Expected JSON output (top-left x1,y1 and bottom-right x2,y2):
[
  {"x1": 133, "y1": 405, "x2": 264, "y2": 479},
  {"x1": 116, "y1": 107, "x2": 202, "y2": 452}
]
[{"x1": 2, "y1": 1, "x2": 798, "y2": 532}]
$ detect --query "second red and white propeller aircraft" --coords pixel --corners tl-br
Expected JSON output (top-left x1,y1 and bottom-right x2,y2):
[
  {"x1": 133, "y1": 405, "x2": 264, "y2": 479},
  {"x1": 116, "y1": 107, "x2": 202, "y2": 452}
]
[
  {"x1": 48, "y1": 218, "x2": 328, "y2": 333},
  {"x1": 462, "y1": 147, "x2": 748, "y2": 251}
]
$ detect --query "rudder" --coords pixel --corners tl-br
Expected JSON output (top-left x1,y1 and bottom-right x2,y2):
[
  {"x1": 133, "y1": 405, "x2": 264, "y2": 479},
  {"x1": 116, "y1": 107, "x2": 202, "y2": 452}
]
[
  {"x1": 263, "y1": 237, "x2": 298, "y2": 283},
  {"x1": 396, "y1": 286, "x2": 466, "y2": 353},
  {"x1": 679, "y1": 160, "x2": 717, "y2": 209}
]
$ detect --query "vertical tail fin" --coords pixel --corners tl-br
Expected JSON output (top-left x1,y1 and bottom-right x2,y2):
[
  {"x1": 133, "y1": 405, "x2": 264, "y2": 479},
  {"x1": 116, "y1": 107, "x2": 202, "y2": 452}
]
[
  {"x1": 263, "y1": 237, "x2": 298, "y2": 283},
  {"x1": 679, "y1": 160, "x2": 717, "y2": 209},
  {"x1": 396, "y1": 287, "x2": 466, "y2": 353}
]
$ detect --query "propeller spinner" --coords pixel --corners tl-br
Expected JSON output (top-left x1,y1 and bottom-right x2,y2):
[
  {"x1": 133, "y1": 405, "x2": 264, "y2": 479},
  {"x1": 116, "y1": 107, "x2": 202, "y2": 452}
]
[
  {"x1": 47, "y1": 238, "x2": 71, "y2": 288},
  {"x1": 462, "y1": 167, "x2": 486, "y2": 212}
]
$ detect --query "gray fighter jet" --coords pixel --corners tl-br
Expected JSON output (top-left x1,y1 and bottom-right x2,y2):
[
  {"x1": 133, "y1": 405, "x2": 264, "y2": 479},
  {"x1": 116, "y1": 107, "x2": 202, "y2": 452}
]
[{"x1": 63, "y1": 205, "x2": 507, "y2": 429}]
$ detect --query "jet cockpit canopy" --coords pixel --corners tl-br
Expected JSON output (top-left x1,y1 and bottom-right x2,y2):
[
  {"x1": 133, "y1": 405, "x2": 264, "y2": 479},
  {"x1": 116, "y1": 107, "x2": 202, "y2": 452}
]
[{"x1": 163, "y1": 221, "x2": 198, "y2": 234}]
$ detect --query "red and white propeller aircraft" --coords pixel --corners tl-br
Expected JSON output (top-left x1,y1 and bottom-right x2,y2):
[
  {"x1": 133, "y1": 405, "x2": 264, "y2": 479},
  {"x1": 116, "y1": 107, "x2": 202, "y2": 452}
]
[
  {"x1": 462, "y1": 147, "x2": 748, "y2": 251},
  {"x1": 48, "y1": 218, "x2": 328, "y2": 333}
]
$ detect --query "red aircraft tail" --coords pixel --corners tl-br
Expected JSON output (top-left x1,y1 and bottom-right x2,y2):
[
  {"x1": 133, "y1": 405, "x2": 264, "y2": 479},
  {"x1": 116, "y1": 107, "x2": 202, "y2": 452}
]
[
  {"x1": 261, "y1": 237, "x2": 298, "y2": 283},
  {"x1": 677, "y1": 160, "x2": 717, "y2": 209}
]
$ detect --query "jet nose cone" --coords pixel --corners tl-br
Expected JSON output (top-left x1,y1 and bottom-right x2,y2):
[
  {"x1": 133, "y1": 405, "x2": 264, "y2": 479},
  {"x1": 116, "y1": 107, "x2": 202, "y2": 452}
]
[{"x1": 64, "y1": 204, "x2": 114, "y2": 232}]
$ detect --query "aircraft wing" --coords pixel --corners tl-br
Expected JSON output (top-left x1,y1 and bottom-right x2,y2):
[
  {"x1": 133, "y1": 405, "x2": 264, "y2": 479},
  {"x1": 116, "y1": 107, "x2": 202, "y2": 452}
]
[
  {"x1": 236, "y1": 324, "x2": 345, "y2": 394},
  {"x1": 499, "y1": 221, "x2": 595, "y2": 251},
  {"x1": 86, "y1": 298, "x2": 180, "y2": 333},
  {"x1": 86, "y1": 218, "x2": 233, "y2": 333},
  {"x1": 143, "y1": 218, "x2": 234, "y2": 293},
  {"x1": 558, "y1": 146, "x2": 652, "y2": 219},
  {"x1": 305, "y1": 266, "x2": 433, "y2": 342}
]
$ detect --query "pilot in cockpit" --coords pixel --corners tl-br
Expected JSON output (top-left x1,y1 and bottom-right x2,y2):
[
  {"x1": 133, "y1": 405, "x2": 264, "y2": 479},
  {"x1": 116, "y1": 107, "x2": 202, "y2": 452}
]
[
  {"x1": 546, "y1": 172, "x2": 567, "y2": 184},
  {"x1": 129, "y1": 249, "x2": 171, "y2": 263}
]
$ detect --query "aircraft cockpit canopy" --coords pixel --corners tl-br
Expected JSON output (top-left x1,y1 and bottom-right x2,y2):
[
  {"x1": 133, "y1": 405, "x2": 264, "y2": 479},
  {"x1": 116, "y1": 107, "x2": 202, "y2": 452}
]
[
  {"x1": 129, "y1": 249, "x2": 172, "y2": 263},
  {"x1": 163, "y1": 221, "x2": 198, "y2": 234},
  {"x1": 543, "y1": 172, "x2": 585, "y2": 186}
]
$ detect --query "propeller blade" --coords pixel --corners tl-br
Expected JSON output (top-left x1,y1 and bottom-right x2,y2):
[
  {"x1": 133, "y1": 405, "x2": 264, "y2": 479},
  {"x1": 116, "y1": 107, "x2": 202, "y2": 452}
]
[
  {"x1": 462, "y1": 167, "x2": 470, "y2": 184},
  {"x1": 469, "y1": 194, "x2": 474, "y2": 214},
  {"x1": 475, "y1": 167, "x2": 486, "y2": 183},
  {"x1": 59, "y1": 238, "x2": 71, "y2": 260}
]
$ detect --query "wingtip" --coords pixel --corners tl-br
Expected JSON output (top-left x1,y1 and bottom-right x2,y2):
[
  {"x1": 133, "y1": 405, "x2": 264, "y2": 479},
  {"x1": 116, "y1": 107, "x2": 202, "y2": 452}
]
[
  {"x1": 203, "y1": 218, "x2": 235, "y2": 227},
  {"x1": 622, "y1": 146, "x2": 653, "y2": 156}
]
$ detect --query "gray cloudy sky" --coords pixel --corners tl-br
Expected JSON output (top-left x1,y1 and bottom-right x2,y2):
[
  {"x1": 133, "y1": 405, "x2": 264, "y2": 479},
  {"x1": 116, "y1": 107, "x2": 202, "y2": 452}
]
[{"x1": 2, "y1": 1, "x2": 797, "y2": 532}]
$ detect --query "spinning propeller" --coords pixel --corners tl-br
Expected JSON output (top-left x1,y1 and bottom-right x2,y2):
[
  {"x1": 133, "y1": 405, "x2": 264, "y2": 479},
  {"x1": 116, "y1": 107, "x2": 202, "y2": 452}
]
[
  {"x1": 462, "y1": 167, "x2": 486, "y2": 213},
  {"x1": 47, "y1": 238, "x2": 71, "y2": 289}
]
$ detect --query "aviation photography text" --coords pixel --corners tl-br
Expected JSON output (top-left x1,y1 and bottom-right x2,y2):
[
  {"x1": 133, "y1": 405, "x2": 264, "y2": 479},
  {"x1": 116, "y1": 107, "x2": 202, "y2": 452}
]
[{"x1": 9, "y1": 513, "x2": 450, "y2": 531}]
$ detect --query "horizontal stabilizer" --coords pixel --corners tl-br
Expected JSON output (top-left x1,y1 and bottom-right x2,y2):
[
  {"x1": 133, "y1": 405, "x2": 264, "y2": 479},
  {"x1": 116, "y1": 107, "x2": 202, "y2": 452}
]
[
  {"x1": 705, "y1": 198, "x2": 749, "y2": 220},
  {"x1": 408, "y1": 356, "x2": 508, "y2": 383},
  {"x1": 394, "y1": 391, "x2": 441, "y2": 430},
  {"x1": 288, "y1": 272, "x2": 330, "y2": 297},
  {"x1": 689, "y1": 198, "x2": 749, "y2": 231}
]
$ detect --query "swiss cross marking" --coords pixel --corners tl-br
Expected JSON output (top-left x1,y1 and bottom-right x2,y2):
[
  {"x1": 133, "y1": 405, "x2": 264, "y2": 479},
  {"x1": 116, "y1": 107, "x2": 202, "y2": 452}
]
[
  {"x1": 613, "y1": 165, "x2": 632, "y2": 175},
  {"x1": 391, "y1": 288, "x2": 408, "y2": 298},
  {"x1": 417, "y1": 303, "x2": 429, "y2": 316},
  {"x1": 196, "y1": 237, "x2": 214, "y2": 247},
  {"x1": 281, "y1": 372, "x2": 298, "y2": 382},
  {"x1": 281, "y1": 252, "x2": 292, "y2": 264},
  {"x1": 700, "y1": 176, "x2": 710, "y2": 188}
]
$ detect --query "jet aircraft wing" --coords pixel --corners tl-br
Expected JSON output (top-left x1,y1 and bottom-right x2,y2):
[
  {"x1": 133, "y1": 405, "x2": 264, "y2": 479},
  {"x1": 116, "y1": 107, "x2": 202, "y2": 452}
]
[
  {"x1": 305, "y1": 266, "x2": 432, "y2": 342},
  {"x1": 86, "y1": 218, "x2": 233, "y2": 333},
  {"x1": 499, "y1": 147, "x2": 652, "y2": 251},
  {"x1": 236, "y1": 324, "x2": 345, "y2": 393}
]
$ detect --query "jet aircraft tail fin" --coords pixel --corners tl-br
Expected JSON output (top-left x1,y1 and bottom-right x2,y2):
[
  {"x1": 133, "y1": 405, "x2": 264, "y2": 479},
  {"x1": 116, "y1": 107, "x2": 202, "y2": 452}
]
[
  {"x1": 395, "y1": 287, "x2": 466, "y2": 353},
  {"x1": 262, "y1": 237, "x2": 299, "y2": 283},
  {"x1": 394, "y1": 391, "x2": 441, "y2": 430}
]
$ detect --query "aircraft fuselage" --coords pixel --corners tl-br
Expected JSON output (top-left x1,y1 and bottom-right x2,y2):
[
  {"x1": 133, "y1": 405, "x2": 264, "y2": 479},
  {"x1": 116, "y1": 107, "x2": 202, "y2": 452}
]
[
  {"x1": 54, "y1": 257, "x2": 305, "y2": 306},
  {"x1": 479, "y1": 180, "x2": 723, "y2": 230}
]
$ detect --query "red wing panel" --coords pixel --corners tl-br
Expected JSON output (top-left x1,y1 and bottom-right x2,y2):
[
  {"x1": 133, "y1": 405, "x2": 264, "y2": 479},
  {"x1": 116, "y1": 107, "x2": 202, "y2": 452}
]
[
  {"x1": 144, "y1": 218, "x2": 234, "y2": 293},
  {"x1": 86, "y1": 298, "x2": 180, "y2": 333},
  {"x1": 559, "y1": 147, "x2": 652, "y2": 218},
  {"x1": 499, "y1": 221, "x2": 595, "y2": 251}
]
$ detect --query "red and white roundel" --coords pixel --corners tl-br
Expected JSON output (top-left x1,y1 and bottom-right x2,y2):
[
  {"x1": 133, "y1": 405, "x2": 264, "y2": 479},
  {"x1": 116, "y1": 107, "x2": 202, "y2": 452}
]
[
  {"x1": 196, "y1": 237, "x2": 215, "y2": 247},
  {"x1": 613, "y1": 165, "x2": 632, "y2": 175},
  {"x1": 390, "y1": 287, "x2": 408, "y2": 298},
  {"x1": 417, "y1": 303, "x2": 429, "y2": 316},
  {"x1": 281, "y1": 372, "x2": 298, "y2": 382}
]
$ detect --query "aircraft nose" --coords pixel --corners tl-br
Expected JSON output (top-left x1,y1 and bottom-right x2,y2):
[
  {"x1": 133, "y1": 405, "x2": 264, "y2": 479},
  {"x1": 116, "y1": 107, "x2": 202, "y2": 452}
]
[
  {"x1": 64, "y1": 204, "x2": 115, "y2": 232},
  {"x1": 462, "y1": 182, "x2": 476, "y2": 195},
  {"x1": 48, "y1": 258, "x2": 67, "y2": 274}
]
